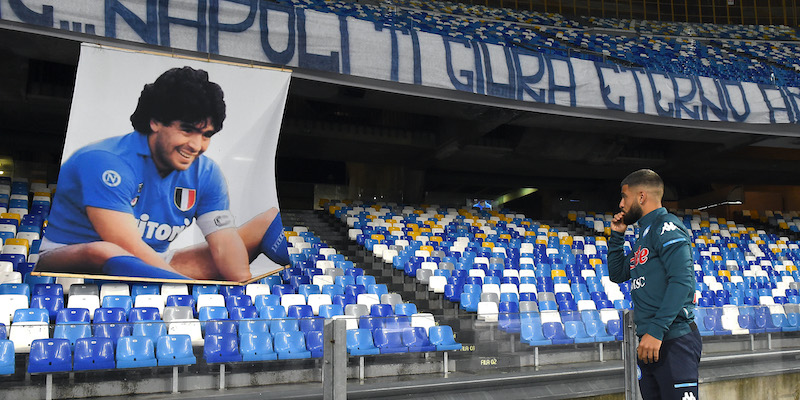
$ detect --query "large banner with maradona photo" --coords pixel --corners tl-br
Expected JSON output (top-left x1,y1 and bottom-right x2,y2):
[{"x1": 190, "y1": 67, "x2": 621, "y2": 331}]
[{"x1": 33, "y1": 43, "x2": 292, "y2": 283}]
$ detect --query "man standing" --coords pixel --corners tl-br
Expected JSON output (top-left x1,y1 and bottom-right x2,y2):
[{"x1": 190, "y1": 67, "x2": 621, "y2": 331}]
[
  {"x1": 608, "y1": 169, "x2": 702, "y2": 399},
  {"x1": 36, "y1": 66, "x2": 288, "y2": 281}
]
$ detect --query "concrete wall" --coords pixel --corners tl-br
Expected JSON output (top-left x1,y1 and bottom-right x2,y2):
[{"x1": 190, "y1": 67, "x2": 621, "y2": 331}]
[{"x1": 578, "y1": 372, "x2": 800, "y2": 400}]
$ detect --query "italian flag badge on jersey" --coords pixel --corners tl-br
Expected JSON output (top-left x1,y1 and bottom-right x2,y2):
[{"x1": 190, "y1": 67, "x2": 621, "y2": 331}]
[{"x1": 174, "y1": 187, "x2": 197, "y2": 211}]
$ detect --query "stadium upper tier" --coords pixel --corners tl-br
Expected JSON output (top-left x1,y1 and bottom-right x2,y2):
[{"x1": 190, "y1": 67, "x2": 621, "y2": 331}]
[{"x1": 280, "y1": 0, "x2": 800, "y2": 87}]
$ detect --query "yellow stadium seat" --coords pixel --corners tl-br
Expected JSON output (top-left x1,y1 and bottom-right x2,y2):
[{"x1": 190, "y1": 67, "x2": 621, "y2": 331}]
[
  {"x1": 560, "y1": 237, "x2": 573, "y2": 246},
  {"x1": 787, "y1": 265, "x2": 797, "y2": 272},
  {"x1": 589, "y1": 259, "x2": 602, "y2": 266},
  {"x1": 540, "y1": 225, "x2": 550, "y2": 230},
  {"x1": 371, "y1": 205, "x2": 381, "y2": 211},
  {"x1": 33, "y1": 192, "x2": 50, "y2": 199},
  {"x1": 521, "y1": 221, "x2": 531, "y2": 226},
  {"x1": 284, "y1": 231, "x2": 298, "y2": 237},
  {"x1": 717, "y1": 270, "x2": 731, "y2": 279},
  {"x1": 535, "y1": 238, "x2": 547, "y2": 244},
  {"x1": 366, "y1": 215, "x2": 376, "y2": 220},
  {"x1": 525, "y1": 231, "x2": 537, "y2": 237},
  {"x1": 5, "y1": 238, "x2": 28, "y2": 249},
  {"x1": 371, "y1": 234, "x2": 385, "y2": 241},
  {"x1": 780, "y1": 222, "x2": 789, "y2": 230},
  {"x1": 327, "y1": 206, "x2": 339, "y2": 214},
  {"x1": 711, "y1": 255, "x2": 722, "y2": 262},
  {"x1": 407, "y1": 223, "x2": 419, "y2": 230},
  {"x1": 547, "y1": 232, "x2": 558, "y2": 237},
  {"x1": 420, "y1": 245, "x2": 434, "y2": 252},
  {"x1": 699, "y1": 221, "x2": 710, "y2": 228},
  {"x1": 419, "y1": 227, "x2": 432, "y2": 234},
  {"x1": 0, "y1": 213, "x2": 20, "y2": 224},
  {"x1": 429, "y1": 236, "x2": 442, "y2": 243},
  {"x1": 551, "y1": 270, "x2": 566, "y2": 278},
  {"x1": 604, "y1": 227, "x2": 611, "y2": 236},
  {"x1": 567, "y1": 213, "x2": 577, "y2": 221},
  {"x1": 413, "y1": 210, "x2": 423, "y2": 215},
  {"x1": 727, "y1": 243, "x2": 738, "y2": 249},
  {"x1": 475, "y1": 233, "x2": 487, "y2": 240},
  {"x1": 499, "y1": 234, "x2": 511, "y2": 240},
  {"x1": 482, "y1": 242, "x2": 495, "y2": 249}
]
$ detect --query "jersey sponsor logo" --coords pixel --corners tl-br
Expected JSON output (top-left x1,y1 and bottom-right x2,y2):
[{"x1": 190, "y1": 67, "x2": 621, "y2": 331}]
[
  {"x1": 661, "y1": 221, "x2": 678, "y2": 235},
  {"x1": 631, "y1": 276, "x2": 646, "y2": 290},
  {"x1": 629, "y1": 246, "x2": 649, "y2": 269},
  {"x1": 102, "y1": 170, "x2": 122, "y2": 187},
  {"x1": 137, "y1": 213, "x2": 192, "y2": 242},
  {"x1": 174, "y1": 187, "x2": 196, "y2": 211}
]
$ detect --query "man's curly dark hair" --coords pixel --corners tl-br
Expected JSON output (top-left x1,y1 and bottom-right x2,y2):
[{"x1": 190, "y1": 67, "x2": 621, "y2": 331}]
[{"x1": 130, "y1": 66, "x2": 226, "y2": 135}]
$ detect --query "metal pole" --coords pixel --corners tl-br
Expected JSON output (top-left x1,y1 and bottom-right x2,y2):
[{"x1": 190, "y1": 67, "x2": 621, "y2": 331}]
[
  {"x1": 172, "y1": 366, "x2": 179, "y2": 393},
  {"x1": 622, "y1": 310, "x2": 639, "y2": 400},
  {"x1": 323, "y1": 318, "x2": 347, "y2": 400}
]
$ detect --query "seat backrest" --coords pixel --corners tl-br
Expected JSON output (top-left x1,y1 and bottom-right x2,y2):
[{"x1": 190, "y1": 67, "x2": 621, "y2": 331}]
[{"x1": 94, "y1": 307, "x2": 127, "y2": 324}]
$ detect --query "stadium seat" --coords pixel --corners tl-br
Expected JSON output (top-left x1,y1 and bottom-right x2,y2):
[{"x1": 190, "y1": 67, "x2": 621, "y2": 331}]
[
  {"x1": 273, "y1": 331, "x2": 312, "y2": 359},
  {"x1": 373, "y1": 328, "x2": 407, "y2": 354},
  {"x1": 28, "y1": 338, "x2": 72, "y2": 373},
  {"x1": 204, "y1": 333, "x2": 242, "y2": 363},
  {"x1": 0, "y1": 340, "x2": 14, "y2": 374},
  {"x1": 133, "y1": 321, "x2": 167, "y2": 339},
  {"x1": 240, "y1": 332, "x2": 278, "y2": 361},
  {"x1": 402, "y1": 327, "x2": 436, "y2": 352},
  {"x1": 346, "y1": 329, "x2": 381, "y2": 356},
  {"x1": 54, "y1": 323, "x2": 92, "y2": 350},
  {"x1": 428, "y1": 326, "x2": 462, "y2": 351},
  {"x1": 156, "y1": 335, "x2": 196, "y2": 366},
  {"x1": 116, "y1": 336, "x2": 157, "y2": 368},
  {"x1": 95, "y1": 322, "x2": 133, "y2": 346},
  {"x1": 73, "y1": 337, "x2": 115, "y2": 371}
]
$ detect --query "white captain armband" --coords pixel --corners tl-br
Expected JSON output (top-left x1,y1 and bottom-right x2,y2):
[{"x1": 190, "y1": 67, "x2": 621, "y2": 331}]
[{"x1": 196, "y1": 210, "x2": 236, "y2": 236}]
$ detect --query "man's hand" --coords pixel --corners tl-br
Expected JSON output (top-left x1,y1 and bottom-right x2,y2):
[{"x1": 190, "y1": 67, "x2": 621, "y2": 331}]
[
  {"x1": 637, "y1": 334, "x2": 662, "y2": 364},
  {"x1": 611, "y1": 212, "x2": 627, "y2": 234}
]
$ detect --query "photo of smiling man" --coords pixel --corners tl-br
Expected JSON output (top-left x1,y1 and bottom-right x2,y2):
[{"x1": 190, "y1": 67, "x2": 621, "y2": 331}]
[{"x1": 35, "y1": 66, "x2": 290, "y2": 282}]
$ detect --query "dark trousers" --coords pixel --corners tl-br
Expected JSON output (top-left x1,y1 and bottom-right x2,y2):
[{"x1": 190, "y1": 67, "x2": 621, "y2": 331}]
[{"x1": 638, "y1": 328, "x2": 702, "y2": 400}]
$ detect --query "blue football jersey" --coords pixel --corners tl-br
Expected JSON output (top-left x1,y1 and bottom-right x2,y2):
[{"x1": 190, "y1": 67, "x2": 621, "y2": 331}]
[{"x1": 45, "y1": 132, "x2": 229, "y2": 253}]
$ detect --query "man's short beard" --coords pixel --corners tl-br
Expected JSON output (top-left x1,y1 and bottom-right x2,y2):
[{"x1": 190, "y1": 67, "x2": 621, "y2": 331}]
[{"x1": 623, "y1": 203, "x2": 643, "y2": 225}]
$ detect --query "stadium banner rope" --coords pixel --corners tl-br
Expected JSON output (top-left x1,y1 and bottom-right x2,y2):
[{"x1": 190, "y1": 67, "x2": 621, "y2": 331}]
[{"x1": 0, "y1": 0, "x2": 798, "y2": 124}]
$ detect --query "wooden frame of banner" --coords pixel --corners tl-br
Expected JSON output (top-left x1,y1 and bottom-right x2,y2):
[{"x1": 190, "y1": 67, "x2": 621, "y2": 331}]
[{"x1": 30, "y1": 264, "x2": 288, "y2": 286}]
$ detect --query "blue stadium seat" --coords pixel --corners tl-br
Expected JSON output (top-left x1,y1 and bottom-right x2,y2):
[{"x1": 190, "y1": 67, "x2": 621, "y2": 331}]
[
  {"x1": 54, "y1": 323, "x2": 92, "y2": 350},
  {"x1": 229, "y1": 306, "x2": 259, "y2": 321},
  {"x1": 319, "y1": 304, "x2": 344, "y2": 318},
  {"x1": 101, "y1": 296, "x2": 133, "y2": 316},
  {"x1": 0, "y1": 339, "x2": 14, "y2": 374},
  {"x1": 156, "y1": 335, "x2": 196, "y2": 366},
  {"x1": 542, "y1": 322, "x2": 573, "y2": 345},
  {"x1": 239, "y1": 319, "x2": 270, "y2": 338},
  {"x1": 270, "y1": 318, "x2": 300, "y2": 333},
  {"x1": 240, "y1": 332, "x2": 278, "y2": 361},
  {"x1": 564, "y1": 320, "x2": 595, "y2": 343},
  {"x1": 299, "y1": 317, "x2": 325, "y2": 333},
  {"x1": 373, "y1": 328, "x2": 407, "y2": 354},
  {"x1": 166, "y1": 295, "x2": 195, "y2": 309},
  {"x1": 521, "y1": 317, "x2": 551, "y2": 346},
  {"x1": 94, "y1": 322, "x2": 132, "y2": 346},
  {"x1": 428, "y1": 326, "x2": 462, "y2": 351},
  {"x1": 129, "y1": 307, "x2": 160, "y2": 322},
  {"x1": 395, "y1": 303, "x2": 418, "y2": 316},
  {"x1": 273, "y1": 331, "x2": 312, "y2": 359},
  {"x1": 30, "y1": 294, "x2": 64, "y2": 321},
  {"x1": 584, "y1": 318, "x2": 615, "y2": 342},
  {"x1": 198, "y1": 306, "x2": 228, "y2": 322},
  {"x1": 206, "y1": 320, "x2": 238, "y2": 336},
  {"x1": 306, "y1": 330, "x2": 324, "y2": 358},
  {"x1": 116, "y1": 336, "x2": 157, "y2": 368},
  {"x1": 56, "y1": 308, "x2": 91, "y2": 324},
  {"x1": 204, "y1": 334, "x2": 242, "y2": 363},
  {"x1": 133, "y1": 321, "x2": 167, "y2": 339},
  {"x1": 402, "y1": 327, "x2": 436, "y2": 352},
  {"x1": 73, "y1": 337, "x2": 115, "y2": 371},
  {"x1": 346, "y1": 328, "x2": 380, "y2": 356},
  {"x1": 28, "y1": 338, "x2": 72, "y2": 373},
  {"x1": 94, "y1": 307, "x2": 127, "y2": 324}
]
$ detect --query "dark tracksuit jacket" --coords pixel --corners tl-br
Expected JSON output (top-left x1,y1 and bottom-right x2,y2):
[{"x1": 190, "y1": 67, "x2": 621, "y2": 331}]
[{"x1": 608, "y1": 207, "x2": 696, "y2": 341}]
